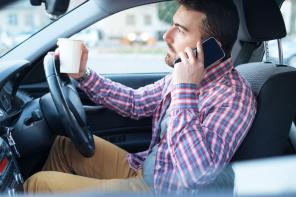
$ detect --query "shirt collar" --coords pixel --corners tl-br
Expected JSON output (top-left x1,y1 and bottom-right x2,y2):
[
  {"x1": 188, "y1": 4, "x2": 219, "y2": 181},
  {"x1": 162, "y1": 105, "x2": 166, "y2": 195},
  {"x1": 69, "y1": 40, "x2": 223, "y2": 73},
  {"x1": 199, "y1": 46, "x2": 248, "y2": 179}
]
[{"x1": 200, "y1": 57, "x2": 234, "y2": 87}]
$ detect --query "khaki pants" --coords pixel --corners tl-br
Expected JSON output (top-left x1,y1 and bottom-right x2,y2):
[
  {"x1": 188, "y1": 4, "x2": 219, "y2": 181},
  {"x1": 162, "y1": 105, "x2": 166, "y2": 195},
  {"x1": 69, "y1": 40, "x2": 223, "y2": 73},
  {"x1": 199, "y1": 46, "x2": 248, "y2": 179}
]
[{"x1": 24, "y1": 136, "x2": 150, "y2": 193}]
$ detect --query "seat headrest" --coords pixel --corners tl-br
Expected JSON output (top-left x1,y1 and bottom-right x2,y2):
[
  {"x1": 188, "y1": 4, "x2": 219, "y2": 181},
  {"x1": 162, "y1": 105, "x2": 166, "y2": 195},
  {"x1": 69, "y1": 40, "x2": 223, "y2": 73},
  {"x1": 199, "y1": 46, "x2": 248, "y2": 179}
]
[{"x1": 236, "y1": 0, "x2": 286, "y2": 42}]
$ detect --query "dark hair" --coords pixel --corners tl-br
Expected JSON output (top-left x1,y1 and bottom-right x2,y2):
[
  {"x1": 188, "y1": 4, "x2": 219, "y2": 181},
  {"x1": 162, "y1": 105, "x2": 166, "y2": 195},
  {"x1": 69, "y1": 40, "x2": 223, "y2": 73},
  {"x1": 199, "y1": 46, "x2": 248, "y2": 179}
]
[{"x1": 177, "y1": 0, "x2": 239, "y2": 57}]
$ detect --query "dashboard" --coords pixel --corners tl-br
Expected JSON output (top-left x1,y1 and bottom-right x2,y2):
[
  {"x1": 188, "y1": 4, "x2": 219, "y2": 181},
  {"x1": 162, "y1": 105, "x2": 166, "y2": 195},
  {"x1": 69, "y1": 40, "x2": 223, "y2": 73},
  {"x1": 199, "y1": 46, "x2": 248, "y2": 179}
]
[
  {"x1": 0, "y1": 59, "x2": 70, "y2": 193},
  {"x1": 0, "y1": 60, "x2": 34, "y2": 193},
  {"x1": 0, "y1": 61, "x2": 33, "y2": 126},
  {"x1": 0, "y1": 88, "x2": 12, "y2": 123},
  {"x1": 0, "y1": 60, "x2": 57, "y2": 192},
  {"x1": 0, "y1": 82, "x2": 33, "y2": 127},
  {"x1": 0, "y1": 88, "x2": 12, "y2": 113}
]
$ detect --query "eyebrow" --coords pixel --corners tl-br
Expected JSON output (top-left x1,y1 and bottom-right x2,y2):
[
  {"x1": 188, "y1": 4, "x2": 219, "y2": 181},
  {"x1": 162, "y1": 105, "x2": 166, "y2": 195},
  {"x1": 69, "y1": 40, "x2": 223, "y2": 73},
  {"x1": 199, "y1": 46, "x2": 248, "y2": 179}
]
[{"x1": 174, "y1": 23, "x2": 189, "y2": 32}]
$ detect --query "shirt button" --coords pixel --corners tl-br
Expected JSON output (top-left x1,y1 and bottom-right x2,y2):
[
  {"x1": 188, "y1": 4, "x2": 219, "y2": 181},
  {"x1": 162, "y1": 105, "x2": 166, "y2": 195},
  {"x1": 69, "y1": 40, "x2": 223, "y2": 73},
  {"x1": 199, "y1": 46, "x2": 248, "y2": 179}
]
[{"x1": 155, "y1": 165, "x2": 161, "y2": 170}]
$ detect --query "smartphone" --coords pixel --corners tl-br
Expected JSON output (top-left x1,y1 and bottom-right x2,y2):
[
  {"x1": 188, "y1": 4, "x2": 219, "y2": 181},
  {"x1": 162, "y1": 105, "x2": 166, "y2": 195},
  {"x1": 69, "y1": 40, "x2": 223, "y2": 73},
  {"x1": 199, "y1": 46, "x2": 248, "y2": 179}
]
[{"x1": 174, "y1": 37, "x2": 226, "y2": 69}]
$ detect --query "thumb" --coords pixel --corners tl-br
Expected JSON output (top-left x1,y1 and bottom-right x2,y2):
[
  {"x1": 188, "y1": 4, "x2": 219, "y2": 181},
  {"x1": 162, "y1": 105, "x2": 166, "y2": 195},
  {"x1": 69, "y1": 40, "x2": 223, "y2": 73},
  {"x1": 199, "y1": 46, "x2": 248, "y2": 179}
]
[
  {"x1": 54, "y1": 48, "x2": 60, "y2": 57},
  {"x1": 196, "y1": 40, "x2": 204, "y2": 63}
]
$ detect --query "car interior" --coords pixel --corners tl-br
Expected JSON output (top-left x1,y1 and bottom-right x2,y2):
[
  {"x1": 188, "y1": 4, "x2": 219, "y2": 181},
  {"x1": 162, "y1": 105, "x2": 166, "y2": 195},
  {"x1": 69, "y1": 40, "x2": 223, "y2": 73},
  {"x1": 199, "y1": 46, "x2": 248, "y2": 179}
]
[{"x1": 0, "y1": 0, "x2": 295, "y2": 195}]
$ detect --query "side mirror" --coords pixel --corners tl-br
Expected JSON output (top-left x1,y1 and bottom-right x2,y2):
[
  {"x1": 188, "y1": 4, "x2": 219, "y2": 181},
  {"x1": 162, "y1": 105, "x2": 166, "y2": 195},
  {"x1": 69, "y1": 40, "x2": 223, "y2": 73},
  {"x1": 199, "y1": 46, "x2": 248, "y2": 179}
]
[{"x1": 30, "y1": 0, "x2": 70, "y2": 19}]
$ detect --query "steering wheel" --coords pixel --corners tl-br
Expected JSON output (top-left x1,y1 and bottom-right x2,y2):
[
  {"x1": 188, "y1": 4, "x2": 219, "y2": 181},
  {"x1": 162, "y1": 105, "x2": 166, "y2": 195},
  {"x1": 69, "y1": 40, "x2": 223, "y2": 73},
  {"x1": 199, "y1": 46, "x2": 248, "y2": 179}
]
[{"x1": 43, "y1": 53, "x2": 95, "y2": 157}]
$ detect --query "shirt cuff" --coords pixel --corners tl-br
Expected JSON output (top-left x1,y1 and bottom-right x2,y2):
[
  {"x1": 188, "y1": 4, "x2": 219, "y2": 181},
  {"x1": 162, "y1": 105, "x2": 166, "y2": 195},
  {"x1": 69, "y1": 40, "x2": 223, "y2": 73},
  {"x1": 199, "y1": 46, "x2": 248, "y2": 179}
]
[
  {"x1": 77, "y1": 70, "x2": 101, "y2": 90},
  {"x1": 171, "y1": 83, "x2": 199, "y2": 109}
]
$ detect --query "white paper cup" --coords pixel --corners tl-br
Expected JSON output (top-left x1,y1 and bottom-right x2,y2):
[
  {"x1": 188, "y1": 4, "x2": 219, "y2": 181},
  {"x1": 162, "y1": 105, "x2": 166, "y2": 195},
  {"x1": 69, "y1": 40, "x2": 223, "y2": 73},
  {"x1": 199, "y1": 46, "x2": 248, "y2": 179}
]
[{"x1": 58, "y1": 38, "x2": 83, "y2": 73}]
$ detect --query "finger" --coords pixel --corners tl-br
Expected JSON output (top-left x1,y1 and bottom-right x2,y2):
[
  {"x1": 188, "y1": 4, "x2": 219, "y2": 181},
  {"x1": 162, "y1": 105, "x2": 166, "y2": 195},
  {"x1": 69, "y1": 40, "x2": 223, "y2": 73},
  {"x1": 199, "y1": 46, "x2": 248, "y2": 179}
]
[
  {"x1": 81, "y1": 48, "x2": 88, "y2": 62},
  {"x1": 80, "y1": 44, "x2": 88, "y2": 59},
  {"x1": 81, "y1": 43, "x2": 87, "y2": 51},
  {"x1": 185, "y1": 47, "x2": 195, "y2": 63},
  {"x1": 81, "y1": 43, "x2": 85, "y2": 51},
  {"x1": 196, "y1": 41, "x2": 204, "y2": 64},
  {"x1": 178, "y1": 51, "x2": 188, "y2": 64},
  {"x1": 80, "y1": 45, "x2": 88, "y2": 72},
  {"x1": 81, "y1": 44, "x2": 88, "y2": 57},
  {"x1": 54, "y1": 48, "x2": 60, "y2": 56}
]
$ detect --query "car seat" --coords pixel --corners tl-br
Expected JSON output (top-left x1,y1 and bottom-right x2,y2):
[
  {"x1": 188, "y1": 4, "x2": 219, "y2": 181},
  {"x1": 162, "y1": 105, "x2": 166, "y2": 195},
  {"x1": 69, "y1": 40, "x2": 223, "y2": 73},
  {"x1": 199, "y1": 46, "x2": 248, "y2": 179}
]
[{"x1": 231, "y1": 0, "x2": 296, "y2": 161}]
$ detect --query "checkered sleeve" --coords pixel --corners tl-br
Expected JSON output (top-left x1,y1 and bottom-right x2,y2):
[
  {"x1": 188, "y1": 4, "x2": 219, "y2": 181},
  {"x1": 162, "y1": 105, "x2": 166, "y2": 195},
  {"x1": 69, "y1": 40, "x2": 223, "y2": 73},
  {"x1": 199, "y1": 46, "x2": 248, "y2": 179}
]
[{"x1": 78, "y1": 70, "x2": 168, "y2": 119}]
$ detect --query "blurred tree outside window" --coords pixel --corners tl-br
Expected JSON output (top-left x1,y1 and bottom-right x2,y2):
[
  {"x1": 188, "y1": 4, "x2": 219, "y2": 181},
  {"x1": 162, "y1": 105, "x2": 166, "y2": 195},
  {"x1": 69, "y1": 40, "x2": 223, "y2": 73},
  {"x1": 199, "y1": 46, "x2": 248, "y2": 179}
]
[{"x1": 157, "y1": 1, "x2": 178, "y2": 25}]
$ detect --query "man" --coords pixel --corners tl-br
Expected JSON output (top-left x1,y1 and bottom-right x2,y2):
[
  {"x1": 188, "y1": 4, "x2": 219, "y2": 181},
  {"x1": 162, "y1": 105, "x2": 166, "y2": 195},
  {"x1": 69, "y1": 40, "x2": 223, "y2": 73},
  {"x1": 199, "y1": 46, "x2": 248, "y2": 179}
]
[{"x1": 24, "y1": 0, "x2": 256, "y2": 194}]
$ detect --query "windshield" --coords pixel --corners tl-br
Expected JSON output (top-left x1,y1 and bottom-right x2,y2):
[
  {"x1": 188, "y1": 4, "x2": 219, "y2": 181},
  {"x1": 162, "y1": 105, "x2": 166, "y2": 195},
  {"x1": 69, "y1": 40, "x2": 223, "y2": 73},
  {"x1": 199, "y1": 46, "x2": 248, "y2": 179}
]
[{"x1": 0, "y1": 0, "x2": 87, "y2": 57}]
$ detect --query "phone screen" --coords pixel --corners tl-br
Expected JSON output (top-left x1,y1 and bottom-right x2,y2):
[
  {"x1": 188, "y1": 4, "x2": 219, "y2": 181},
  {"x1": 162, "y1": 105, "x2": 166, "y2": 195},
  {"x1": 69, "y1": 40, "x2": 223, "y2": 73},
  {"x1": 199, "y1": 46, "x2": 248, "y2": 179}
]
[{"x1": 174, "y1": 37, "x2": 225, "y2": 69}]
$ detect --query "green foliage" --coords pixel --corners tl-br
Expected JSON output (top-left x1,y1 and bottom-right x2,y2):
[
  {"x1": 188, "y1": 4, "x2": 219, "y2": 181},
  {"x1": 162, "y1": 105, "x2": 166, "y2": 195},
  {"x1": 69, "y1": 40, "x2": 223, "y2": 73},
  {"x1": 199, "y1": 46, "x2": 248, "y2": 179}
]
[{"x1": 157, "y1": 1, "x2": 179, "y2": 24}]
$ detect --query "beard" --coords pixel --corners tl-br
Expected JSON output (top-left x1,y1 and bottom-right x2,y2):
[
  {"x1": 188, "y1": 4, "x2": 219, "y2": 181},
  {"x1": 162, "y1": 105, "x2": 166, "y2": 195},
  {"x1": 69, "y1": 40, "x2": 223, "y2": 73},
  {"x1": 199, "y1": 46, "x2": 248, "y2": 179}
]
[
  {"x1": 165, "y1": 44, "x2": 176, "y2": 68},
  {"x1": 165, "y1": 53, "x2": 175, "y2": 68}
]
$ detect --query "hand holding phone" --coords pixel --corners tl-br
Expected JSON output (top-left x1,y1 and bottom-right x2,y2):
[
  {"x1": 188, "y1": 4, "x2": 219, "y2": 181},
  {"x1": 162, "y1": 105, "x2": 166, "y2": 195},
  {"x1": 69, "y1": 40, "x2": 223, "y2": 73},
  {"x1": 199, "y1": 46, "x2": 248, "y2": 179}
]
[
  {"x1": 172, "y1": 37, "x2": 225, "y2": 85},
  {"x1": 174, "y1": 37, "x2": 225, "y2": 69}
]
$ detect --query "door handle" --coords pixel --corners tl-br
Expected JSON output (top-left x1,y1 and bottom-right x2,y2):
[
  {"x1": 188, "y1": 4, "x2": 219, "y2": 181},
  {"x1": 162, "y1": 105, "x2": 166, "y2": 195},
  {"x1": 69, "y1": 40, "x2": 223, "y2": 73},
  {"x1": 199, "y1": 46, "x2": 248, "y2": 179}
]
[{"x1": 83, "y1": 105, "x2": 105, "y2": 112}]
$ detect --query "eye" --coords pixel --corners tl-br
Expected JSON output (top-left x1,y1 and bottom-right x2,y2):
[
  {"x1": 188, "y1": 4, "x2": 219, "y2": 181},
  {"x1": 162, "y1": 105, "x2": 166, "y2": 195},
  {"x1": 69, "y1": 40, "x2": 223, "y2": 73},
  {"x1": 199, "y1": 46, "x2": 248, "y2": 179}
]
[{"x1": 177, "y1": 27, "x2": 183, "y2": 33}]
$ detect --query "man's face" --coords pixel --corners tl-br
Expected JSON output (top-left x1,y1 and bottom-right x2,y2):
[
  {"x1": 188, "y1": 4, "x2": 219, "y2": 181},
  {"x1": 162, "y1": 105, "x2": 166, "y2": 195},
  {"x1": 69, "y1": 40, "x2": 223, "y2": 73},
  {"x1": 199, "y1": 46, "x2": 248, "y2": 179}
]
[{"x1": 163, "y1": 5, "x2": 206, "y2": 67}]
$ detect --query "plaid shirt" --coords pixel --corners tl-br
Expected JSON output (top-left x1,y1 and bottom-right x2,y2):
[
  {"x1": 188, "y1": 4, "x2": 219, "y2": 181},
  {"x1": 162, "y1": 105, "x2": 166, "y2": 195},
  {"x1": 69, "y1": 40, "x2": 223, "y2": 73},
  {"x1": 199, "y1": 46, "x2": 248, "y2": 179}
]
[{"x1": 78, "y1": 58, "x2": 256, "y2": 193}]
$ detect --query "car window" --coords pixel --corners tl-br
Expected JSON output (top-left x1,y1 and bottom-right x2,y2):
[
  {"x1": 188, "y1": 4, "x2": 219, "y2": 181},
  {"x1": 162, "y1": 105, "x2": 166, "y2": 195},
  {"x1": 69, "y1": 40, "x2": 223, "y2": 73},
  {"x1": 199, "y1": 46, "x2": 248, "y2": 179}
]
[
  {"x1": 71, "y1": 2, "x2": 178, "y2": 74},
  {"x1": 0, "y1": 0, "x2": 87, "y2": 57},
  {"x1": 265, "y1": 0, "x2": 296, "y2": 67}
]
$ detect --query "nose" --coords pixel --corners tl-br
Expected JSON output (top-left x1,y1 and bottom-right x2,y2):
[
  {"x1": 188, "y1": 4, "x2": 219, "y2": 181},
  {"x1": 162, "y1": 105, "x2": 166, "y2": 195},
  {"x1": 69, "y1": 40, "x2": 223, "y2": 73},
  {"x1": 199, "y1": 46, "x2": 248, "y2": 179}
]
[{"x1": 163, "y1": 27, "x2": 174, "y2": 44}]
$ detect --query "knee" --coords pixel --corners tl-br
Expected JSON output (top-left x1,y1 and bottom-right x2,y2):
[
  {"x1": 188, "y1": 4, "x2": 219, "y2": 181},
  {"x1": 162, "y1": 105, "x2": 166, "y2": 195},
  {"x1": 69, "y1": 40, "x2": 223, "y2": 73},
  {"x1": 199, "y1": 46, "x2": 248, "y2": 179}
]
[{"x1": 24, "y1": 171, "x2": 54, "y2": 193}]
